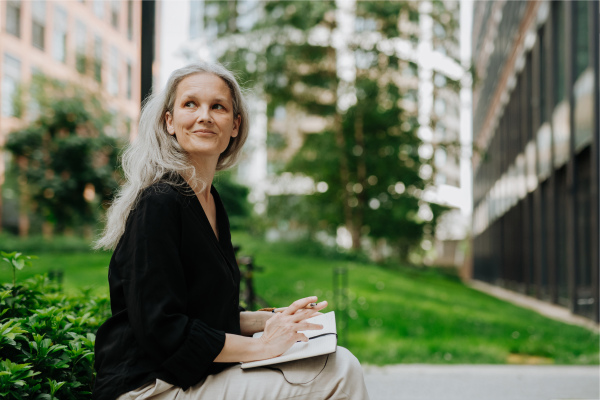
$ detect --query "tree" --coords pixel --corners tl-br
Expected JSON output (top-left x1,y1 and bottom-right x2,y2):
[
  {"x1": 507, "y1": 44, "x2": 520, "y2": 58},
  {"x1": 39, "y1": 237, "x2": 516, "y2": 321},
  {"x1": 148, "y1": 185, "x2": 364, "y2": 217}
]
[
  {"x1": 4, "y1": 75, "x2": 122, "y2": 236},
  {"x1": 213, "y1": 170, "x2": 251, "y2": 229},
  {"x1": 201, "y1": 0, "x2": 459, "y2": 258}
]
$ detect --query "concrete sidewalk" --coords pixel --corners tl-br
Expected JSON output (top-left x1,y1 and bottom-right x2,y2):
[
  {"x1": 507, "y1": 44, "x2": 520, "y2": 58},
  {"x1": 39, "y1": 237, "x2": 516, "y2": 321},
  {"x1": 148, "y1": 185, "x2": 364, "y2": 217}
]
[
  {"x1": 468, "y1": 280, "x2": 599, "y2": 332},
  {"x1": 363, "y1": 364, "x2": 600, "y2": 400}
]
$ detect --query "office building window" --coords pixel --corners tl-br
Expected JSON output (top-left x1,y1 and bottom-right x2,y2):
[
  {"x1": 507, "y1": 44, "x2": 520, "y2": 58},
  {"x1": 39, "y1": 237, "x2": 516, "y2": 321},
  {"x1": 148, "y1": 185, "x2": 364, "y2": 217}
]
[
  {"x1": 538, "y1": 26, "x2": 546, "y2": 124},
  {"x1": 32, "y1": 1, "x2": 46, "y2": 50},
  {"x1": 52, "y1": 6, "x2": 67, "y2": 63},
  {"x1": 2, "y1": 54, "x2": 21, "y2": 117},
  {"x1": 108, "y1": 46, "x2": 119, "y2": 96},
  {"x1": 93, "y1": 0, "x2": 104, "y2": 19},
  {"x1": 574, "y1": 1, "x2": 590, "y2": 80},
  {"x1": 190, "y1": 0, "x2": 203, "y2": 39},
  {"x1": 28, "y1": 67, "x2": 43, "y2": 121},
  {"x1": 552, "y1": 1, "x2": 565, "y2": 106},
  {"x1": 126, "y1": 59, "x2": 132, "y2": 99},
  {"x1": 6, "y1": 0, "x2": 21, "y2": 38},
  {"x1": 94, "y1": 35, "x2": 102, "y2": 83},
  {"x1": 75, "y1": 20, "x2": 86, "y2": 73},
  {"x1": 111, "y1": 0, "x2": 120, "y2": 29},
  {"x1": 127, "y1": 0, "x2": 133, "y2": 40}
]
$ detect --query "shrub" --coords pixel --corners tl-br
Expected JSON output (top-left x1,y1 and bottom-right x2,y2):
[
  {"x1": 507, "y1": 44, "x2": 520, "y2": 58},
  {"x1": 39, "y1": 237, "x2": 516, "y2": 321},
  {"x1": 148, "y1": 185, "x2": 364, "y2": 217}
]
[{"x1": 0, "y1": 275, "x2": 110, "y2": 399}]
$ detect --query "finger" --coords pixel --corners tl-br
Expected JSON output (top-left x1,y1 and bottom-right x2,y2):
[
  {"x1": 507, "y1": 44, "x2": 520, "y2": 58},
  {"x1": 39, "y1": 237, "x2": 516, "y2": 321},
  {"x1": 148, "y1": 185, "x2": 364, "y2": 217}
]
[
  {"x1": 282, "y1": 296, "x2": 318, "y2": 316},
  {"x1": 298, "y1": 323, "x2": 324, "y2": 331},
  {"x1": 295, "y1": 333, "x2": 309, "y2": 342},
  {"x1": 290, "y1": 301, "x2": 328, "y2": 321}
]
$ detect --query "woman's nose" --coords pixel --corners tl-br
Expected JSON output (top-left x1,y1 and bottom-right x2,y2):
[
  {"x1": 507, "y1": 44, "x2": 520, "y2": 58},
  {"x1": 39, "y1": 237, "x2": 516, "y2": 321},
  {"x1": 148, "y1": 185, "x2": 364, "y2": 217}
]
[{"x1": 196, "y1": 106, "x2": 213, "y2": 123}]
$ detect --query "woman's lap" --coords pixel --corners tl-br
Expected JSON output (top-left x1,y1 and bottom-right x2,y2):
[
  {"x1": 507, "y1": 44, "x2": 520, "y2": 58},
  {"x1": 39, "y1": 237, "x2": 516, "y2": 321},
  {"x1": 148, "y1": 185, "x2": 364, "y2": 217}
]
[{"x1": 117, "y1": 347, "x2": 369, "y2": 400}]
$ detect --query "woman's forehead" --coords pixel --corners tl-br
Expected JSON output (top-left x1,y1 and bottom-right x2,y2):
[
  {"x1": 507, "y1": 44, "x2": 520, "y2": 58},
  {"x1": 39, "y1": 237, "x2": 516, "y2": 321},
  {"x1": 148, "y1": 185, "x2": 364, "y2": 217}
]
[{"x1": 176, "y1": 73, "x2": 232, "y2": 102}]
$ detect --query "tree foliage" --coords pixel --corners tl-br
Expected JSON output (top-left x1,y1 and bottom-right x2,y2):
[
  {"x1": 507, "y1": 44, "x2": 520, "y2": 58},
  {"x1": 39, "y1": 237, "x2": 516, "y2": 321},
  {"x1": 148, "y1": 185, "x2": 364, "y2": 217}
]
[
  {"x1": 203, "y1": 0, "x2": 458, "y2": 258},
  {"x1": 4, "y1": 75, "x2": 122, "y2": 234},
  {"x1": 213, "y1": 171, "x2": 251, "y2": 229}
]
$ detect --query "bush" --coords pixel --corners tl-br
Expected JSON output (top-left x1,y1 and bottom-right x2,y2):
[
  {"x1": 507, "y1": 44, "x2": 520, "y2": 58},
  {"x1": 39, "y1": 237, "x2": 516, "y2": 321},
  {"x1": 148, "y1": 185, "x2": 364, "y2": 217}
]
[{"x1": 0, "y1": 275, "x2": 110, "y2": 399}]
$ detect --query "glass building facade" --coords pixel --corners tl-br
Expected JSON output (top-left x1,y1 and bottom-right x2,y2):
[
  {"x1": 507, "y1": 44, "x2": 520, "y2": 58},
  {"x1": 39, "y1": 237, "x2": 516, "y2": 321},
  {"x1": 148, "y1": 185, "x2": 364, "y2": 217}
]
[{"x1": 471, "y1": 1, "x2": 599, "y2": 322}]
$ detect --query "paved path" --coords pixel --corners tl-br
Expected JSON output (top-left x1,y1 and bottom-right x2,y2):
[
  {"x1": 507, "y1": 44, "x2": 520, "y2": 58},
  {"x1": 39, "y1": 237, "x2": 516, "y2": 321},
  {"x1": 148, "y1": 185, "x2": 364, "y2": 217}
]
[
  {"x1": 363, "y1": 364, "x2": 600, "y2": 400},
  {"x1": 468, "y1": 280, "x2": 599, "y2": 332}
]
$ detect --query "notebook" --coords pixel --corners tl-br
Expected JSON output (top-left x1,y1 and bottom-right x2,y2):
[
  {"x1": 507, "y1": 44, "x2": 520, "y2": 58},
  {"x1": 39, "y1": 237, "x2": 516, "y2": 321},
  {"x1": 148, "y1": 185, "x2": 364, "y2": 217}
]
[{"x1": 241, "y1": 311, "x2": 337, "y2": 369}]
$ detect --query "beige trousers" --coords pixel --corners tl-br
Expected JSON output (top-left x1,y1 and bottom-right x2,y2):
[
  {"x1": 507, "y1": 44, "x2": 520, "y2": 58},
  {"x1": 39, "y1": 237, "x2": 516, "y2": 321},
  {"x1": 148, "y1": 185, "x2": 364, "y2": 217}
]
[{"x1": 117, "y1": 347, "x2": 370, "y2": 400}]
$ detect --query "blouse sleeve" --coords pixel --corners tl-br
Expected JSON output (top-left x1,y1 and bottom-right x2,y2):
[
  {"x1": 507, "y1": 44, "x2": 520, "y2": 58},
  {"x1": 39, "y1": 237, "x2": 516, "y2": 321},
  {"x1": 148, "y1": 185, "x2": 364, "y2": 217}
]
[{"x1": 119, "y1": 187, "x2": 226, "y2": 386}]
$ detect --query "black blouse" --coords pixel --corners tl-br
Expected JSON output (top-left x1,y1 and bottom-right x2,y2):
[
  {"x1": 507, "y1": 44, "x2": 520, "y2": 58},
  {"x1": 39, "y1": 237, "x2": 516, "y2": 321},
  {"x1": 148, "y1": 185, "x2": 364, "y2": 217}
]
[{"x1": 93, "y1": 179, "x2": 242, "y2": 400}]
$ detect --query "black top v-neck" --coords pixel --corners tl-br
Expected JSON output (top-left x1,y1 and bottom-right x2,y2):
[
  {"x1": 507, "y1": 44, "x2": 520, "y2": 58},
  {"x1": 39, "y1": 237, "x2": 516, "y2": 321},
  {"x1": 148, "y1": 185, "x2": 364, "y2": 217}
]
[{"x1": 93, "y1": 179, "x2": 241, "y2": 400}]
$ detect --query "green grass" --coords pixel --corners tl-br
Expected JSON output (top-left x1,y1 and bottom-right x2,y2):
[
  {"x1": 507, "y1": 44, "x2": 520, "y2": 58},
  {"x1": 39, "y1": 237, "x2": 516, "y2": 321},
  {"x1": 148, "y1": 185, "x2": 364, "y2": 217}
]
[
  {"x1": 1, "y1": 232, "x2": 598, "y2": 365},
  {"x1": 0, "y1": 251, "x2": 111, "y2": 297}
]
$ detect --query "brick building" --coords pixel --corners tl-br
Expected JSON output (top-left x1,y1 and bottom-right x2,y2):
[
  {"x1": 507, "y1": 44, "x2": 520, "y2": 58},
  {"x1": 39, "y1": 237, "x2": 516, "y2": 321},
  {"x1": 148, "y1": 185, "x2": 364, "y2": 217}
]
[{"x1": 0, "y1": 0, "x2": 144, "y2": 233}]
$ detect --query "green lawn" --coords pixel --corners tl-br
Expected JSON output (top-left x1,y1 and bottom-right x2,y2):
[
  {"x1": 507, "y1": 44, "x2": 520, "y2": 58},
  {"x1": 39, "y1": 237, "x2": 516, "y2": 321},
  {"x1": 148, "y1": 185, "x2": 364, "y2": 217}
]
[
  {"x1": 0, "y1": 251, "x2": 112, "y2": 297},
  {"x1": 1, "y1": 233, "x2": 598, "y2": 365}
]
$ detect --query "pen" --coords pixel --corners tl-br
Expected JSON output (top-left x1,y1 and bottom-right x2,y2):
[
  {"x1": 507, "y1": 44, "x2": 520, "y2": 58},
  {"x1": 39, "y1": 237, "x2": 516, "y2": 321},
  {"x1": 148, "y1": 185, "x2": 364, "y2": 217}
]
[{"x1": 259, "y1": 303, "x2": 318, "y2": 313}]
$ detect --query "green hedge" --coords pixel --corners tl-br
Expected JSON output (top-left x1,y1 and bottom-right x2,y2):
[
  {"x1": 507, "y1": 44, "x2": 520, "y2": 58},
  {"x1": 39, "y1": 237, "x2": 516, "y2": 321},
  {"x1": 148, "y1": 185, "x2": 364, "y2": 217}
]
[{"x1": 0, "y1": 276, "x2": 110, "y2": 399}]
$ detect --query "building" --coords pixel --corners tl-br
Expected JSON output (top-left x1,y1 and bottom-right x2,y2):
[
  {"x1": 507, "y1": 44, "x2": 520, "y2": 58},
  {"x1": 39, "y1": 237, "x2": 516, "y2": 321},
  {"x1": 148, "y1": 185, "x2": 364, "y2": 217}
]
[
  {"x1": 0, "y1": 0, "x2": 144, "y2": 234},
  {"x1": 471, "y1": 1, "x2": 599, "y2": 321}
]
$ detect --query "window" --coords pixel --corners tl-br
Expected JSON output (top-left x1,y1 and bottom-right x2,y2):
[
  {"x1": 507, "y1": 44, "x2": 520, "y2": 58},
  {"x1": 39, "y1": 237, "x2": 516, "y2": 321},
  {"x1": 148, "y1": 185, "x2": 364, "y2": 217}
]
[
  {"x1": 94, "y1": 35, "x2": 102, "y2": 83},
  {"x1": 127, "y1": 0, "x2": 133, "y2": 40},
  {"x1": 111, "y1": 0, "x2": 119, "y2": 29},
  {"x1": 552, "y1": 1, "x2": 565, "y2": 106},
  {"x1": 408, "y1": 7, "x2": 419, "y2": 23},
  {"x1": 434, "y1": 73, "x2": 446, "y2": 88},
  {"x1": 52, "y1": 6, "x2": 67, "y2": 63},
  {"x1": 126, "y1": 59, "x2": 132, "y2": 99},
  {"x1": 355, "y1": 17, "x2": 377, "y2": 33},
  {"x1": 2, "y1": 53, "x2": 21, "y2": 117},
  {"x1": 574, "y1": 1, "x2": 589, "y2": 80},
  {"x1": 402, "y1": 62, "x2": 417, "y2": 78},
  {"x1": 93, "y1": 0, "x2": 104, "y2": 19},
  {"x1": 6, "y1": 0, "x2": 21, "y2": 38},
  {"x1": 434, "y1": 147, "x2": 447, "y2": 168},
  {"x1": 75, "y1": 20, "x2": 86, "y2": 73},
  {"x1": 538, "y1": 26, "x2": 547, "y2": 124},
  {"x1": 32, "y1": 1, "x2": 46, "y2": 50},
  {"x1": 190, "y1": 0, "x2": 203, "y2": 39},
  {"x1": 526, "y1": 51, "x2": 533, "y2": 140},
  {"x1": 108, "y1": 46, "x2": 119, "y2": 96},
  {"x1": 434, "y1": 98, "x2": 446, "y2": 115},
  {"x1": 29, "y1": 67, "x2": 42, "y2": 121},
  {"x1": 405, "y1": 88, "x2": 418, "y2": 103}
]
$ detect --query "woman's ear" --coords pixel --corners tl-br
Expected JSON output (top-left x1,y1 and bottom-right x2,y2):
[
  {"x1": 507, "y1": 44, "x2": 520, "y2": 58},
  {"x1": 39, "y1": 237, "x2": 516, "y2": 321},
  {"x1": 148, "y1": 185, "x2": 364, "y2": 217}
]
[
  {"x1": 231, "y1": 114, "x2": 241, "y2": 138},
  {"x1": 165, "y1": 111, "x2": 175, "y2": 135}
]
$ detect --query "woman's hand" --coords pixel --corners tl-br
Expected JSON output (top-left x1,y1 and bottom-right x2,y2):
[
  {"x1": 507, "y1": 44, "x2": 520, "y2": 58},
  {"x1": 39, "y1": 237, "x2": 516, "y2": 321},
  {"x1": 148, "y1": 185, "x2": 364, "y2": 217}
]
[
  {"x1": 256, "y1": 296, "x2": 328, "y2": 359},
  {"x1": 239, "y1": 311, "x2": 273, "y2": 336}
]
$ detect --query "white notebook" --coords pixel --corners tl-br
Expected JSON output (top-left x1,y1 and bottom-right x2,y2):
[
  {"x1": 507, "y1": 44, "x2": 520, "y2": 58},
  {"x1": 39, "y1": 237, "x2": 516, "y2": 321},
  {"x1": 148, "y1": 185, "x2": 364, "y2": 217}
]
[{"x1": 241, "y1": 311, "x2": 337, "y2": 369}]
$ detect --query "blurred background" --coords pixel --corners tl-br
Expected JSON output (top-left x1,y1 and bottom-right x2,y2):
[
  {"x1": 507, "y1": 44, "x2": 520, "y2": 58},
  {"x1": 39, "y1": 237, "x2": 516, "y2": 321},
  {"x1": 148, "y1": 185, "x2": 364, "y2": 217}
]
[{"x1": 0, "y1": 0, "x2": 598, "y2": 369}]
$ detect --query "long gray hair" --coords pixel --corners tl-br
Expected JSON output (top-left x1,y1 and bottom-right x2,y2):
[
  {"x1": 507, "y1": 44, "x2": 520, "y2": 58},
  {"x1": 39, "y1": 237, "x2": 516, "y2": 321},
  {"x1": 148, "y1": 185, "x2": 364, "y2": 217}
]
[{"x1": 95, "y1": 62, "x2": 249, "y2": 250}]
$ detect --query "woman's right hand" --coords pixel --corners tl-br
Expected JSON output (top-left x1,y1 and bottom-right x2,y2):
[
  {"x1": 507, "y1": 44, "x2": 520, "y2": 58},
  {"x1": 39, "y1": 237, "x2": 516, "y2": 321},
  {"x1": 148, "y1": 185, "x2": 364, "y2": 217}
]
[{"x1": 256, "y1": 296, "x2": 328, "y2": 359}]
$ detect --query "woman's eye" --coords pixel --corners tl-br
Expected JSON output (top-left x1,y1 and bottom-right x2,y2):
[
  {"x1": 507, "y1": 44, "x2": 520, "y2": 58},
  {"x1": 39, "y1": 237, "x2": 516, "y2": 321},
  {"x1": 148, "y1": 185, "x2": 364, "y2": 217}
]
[
  {"x1": 213, "y1": 104, "x2": 225, "y2": 110},
  {"x1": 184, "y1": 101, "x2": 195, "y2": 107}
]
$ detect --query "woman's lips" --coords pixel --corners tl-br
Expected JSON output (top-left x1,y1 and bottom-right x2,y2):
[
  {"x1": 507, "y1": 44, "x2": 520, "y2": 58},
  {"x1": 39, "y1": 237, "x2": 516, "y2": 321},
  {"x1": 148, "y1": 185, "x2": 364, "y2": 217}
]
[{"x1": 193, "y1": 129, "x2": 216, "y2": 134}]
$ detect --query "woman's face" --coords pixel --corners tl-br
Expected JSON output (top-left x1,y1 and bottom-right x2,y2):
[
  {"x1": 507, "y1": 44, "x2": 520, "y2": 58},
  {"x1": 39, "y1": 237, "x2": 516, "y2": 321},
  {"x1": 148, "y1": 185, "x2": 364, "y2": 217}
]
[{"x1": 165, "y1": 73, "x2": 240, "y2": 164}]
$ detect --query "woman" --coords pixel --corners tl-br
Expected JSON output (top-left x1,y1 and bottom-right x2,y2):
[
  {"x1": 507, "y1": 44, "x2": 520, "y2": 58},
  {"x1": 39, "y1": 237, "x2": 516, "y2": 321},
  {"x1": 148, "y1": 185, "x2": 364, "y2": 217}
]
[{"x1": 93, "y1": 62, "x2": 370, "y2": 400}]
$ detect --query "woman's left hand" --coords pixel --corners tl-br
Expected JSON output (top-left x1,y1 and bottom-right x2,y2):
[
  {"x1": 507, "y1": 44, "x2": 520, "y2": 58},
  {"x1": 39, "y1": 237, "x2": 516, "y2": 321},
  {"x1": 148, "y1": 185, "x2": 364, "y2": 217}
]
[
  {"x1": 256, "y1": 296, "x2": 328, "y2": 359},
  {"x1": 239, "y1": 311, "x2": 274, "y2": 336}
]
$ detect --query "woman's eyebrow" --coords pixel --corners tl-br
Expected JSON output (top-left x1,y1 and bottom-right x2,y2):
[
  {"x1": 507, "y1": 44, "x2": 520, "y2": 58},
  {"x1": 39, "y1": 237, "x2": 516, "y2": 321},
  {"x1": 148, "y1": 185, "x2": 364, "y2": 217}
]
[
  {"x1": 180, "y1": 93, "x2": 230, "y2": 105},
  {"x1": 213, "y1": 96, "x2": 231, "y2": 104}
]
